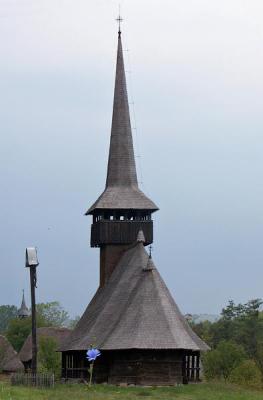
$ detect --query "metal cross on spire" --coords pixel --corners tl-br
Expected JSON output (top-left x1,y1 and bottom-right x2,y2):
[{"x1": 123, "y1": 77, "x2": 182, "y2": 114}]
[{"x1": 116, "y1": 6, "x2": 123, "y2": 37}]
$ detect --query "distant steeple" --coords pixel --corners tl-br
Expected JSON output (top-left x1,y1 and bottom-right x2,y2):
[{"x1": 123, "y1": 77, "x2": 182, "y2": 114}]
[{"x1": 18, "y1": 290, "x2": 30, "y2": 319}]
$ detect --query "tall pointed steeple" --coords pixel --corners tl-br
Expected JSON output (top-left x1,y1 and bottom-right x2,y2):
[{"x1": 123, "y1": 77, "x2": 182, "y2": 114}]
[
  {"x1": 18, "y1": 290, "x2": 30, "y2": 319},
  {"x1": 87, "y1": 29, "x2": 158, "y2": 214},
  {"x1": 106, "y1": 30, "x2": 138, "y2": 188}
]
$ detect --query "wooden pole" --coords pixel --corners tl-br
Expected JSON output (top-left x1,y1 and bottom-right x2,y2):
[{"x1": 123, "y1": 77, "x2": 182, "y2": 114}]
[
  {"x1": 190, "y1": 354, "x2": 195, "y2": 381},
  {"x1": 30, "y1": 266, "x2": 37, "y2": 375},
  {"x1": 196, "y1": 353, "x2": 200, "y2": 381}
]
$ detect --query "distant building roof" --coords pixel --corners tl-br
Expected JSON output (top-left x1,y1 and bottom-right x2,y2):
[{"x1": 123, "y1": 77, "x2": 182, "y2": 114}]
[
  {"x1": 19, "y1": 327, "x2": 71, "y2": 362},
  {"x1": 60, "y1": 242, "x2": 209, "y2": 352},
  {"x1": 0, "y1": 335, "x2": 24, "y2": 372}
]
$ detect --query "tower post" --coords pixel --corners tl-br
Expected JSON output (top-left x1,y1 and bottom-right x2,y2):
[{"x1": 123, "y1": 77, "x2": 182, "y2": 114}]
[{"x1": 25, "y1": 247, "x2": 39, "y2": 375}]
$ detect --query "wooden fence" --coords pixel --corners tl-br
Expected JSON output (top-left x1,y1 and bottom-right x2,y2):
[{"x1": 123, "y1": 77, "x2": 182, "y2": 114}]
[{"x1": 11, "y1": 373, "x2": 55, "y2": 388}]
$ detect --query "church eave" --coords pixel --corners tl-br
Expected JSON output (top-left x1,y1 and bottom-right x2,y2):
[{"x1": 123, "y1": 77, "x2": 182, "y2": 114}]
[{"x1": 86, "y1": 187, "x2": 159, "y2": 215}]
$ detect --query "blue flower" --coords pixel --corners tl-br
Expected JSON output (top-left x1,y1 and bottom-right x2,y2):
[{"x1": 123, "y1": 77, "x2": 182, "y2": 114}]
[{"x1": 86, "y1": 348, "x2": 101, "y2": 362}]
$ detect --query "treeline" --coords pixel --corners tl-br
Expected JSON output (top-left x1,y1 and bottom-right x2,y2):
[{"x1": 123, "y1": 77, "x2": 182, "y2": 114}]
[
  {"x1": 0, "y1": 301, "x2": 79, "y2": 351},
  {"x1": 191, "y1": 299, "x2": 263, "y2": 388}
]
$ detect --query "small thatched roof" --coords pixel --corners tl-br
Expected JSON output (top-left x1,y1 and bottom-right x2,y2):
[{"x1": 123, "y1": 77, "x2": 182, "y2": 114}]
[
  {"x1": 86, "y1": 33, "x2": 158, "y2": 215},
  {"x1": 60, "y1": 241, "x2": 209, "y2": 352},
  {"x1": 0, "y1": 335, "x2": 24, "y2": 372},
  {"x1": 19, "y1": 327, "x2": 71, "y2": 362}
]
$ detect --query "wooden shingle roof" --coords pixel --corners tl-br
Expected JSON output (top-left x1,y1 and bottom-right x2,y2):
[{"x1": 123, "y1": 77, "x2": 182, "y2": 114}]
[
  {"x1": 86, "y1": 33, "x2": 158, "y2": 214},
  {"x1": 0, "y1": 335, "x2": 24, "y2": 372},
  {"x1": 60, "y1": 242, "x2": 209, "y2": 352}
]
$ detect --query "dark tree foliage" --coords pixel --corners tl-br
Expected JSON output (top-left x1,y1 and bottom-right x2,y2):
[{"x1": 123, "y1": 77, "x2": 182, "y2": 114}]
[
  {"x1": 6, "y1": 314, "x2": 49, "y2": 352},
  {"x1": 0, "y1": 305, "x2": 18, "y2": 334},
  {"x1": 5, "y1": 301, "x2": 70, "y2": 352},
  {"x1": 221, "y1": 299, "x2": 262, "y2": 320},
  {"x1": 192, "y1": 298, "x2": 263, "y2": 380},
  {"x1": 203, "y1": 341, "x2": 246, "y2": 380}
]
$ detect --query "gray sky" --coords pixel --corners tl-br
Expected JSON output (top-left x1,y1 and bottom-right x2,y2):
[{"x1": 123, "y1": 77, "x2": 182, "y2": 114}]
[{"x1": 0, "y1": 0, "x2": 262, "y2": 318}]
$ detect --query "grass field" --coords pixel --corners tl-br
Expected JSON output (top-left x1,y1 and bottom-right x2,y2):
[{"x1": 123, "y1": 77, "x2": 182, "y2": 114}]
[{"x1": 0, "y1": 382, "x2": 262, "y2": 400}]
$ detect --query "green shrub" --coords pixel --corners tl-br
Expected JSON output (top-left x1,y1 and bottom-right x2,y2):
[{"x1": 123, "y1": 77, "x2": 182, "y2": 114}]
[
  {"x1": 38, "y1": 336, "x2": 61, "y2": 378},
  {"x1": 230, "y1": 360, "x2": 262, "y2": 389},
  {"x1": 203, "y1": 341, "x2": 246, "y2": 380}
]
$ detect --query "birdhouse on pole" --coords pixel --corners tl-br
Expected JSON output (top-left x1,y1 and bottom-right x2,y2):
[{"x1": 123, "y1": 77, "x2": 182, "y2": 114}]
[{"x1": 25, "y1": 247, "x2": 39, "y2": 268}]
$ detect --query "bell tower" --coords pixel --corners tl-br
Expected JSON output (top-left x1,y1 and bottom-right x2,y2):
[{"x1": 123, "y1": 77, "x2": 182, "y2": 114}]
[{"x1": 86, "y1": 26, "x2": 158, "y2": 286}]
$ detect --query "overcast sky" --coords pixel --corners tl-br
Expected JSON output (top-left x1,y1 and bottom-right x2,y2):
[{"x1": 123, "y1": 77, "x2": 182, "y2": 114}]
[{"x1": 0, "y1": 0, "x2": 262, "y2": 318}]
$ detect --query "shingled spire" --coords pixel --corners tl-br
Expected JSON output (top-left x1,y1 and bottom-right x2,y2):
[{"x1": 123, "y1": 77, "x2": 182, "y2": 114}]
[
  {"x1": 106, "y1": 31, "x2": 137, "y2": 188},
  {"x1": 18, "y1": 290, "x2": 30, "y2": 319},
  {"x1": 87, "y1": 31, "x2": 158, "y2": 214}
]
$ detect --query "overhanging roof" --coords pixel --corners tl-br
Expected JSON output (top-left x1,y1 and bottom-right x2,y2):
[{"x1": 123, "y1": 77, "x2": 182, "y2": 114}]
[{"x1": 60, "y1": 242, "x2": 209, "y2": 352}]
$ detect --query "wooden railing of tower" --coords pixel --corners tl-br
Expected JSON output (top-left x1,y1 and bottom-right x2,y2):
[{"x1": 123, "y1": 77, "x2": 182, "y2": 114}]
[{"x1": 91, "y1": 220, "x2": 153, "y2": 247}]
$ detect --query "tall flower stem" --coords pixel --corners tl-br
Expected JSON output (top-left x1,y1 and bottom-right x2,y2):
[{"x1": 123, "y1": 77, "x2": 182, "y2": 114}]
[{"x1": 89, "y1": 361, "x2": 94, "y2": 386}]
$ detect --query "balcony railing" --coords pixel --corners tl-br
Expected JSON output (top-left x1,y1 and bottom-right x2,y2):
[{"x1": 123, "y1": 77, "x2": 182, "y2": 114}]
[{"x1": 91, "y1": 220, "x2": 153, "y2": 247}]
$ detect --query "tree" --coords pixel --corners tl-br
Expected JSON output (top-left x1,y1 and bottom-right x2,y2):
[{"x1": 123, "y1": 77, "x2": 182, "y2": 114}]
[
  {"x1": 221, "y1": 299, "x2": 263, "y2": 320},
  {"x1": 36, "y1": 302, "x2": 69, "y2": 327},
  {"x1": 230, "y1": 360, "x2": 262, "y2": 388},
  {"x1": 67, "y1": 315, "x2": 80, "y2": 329},
  {"x1": 6, "y1": 317, "x2": 32, "y2": 352},
  {"x1": 6, "y1": 313, "x2": 48, "y2": 352},
  {"x1": 38, "y1": 336, "x2": 61, "y2": 378},
  {"x1": 193, "y1": 298, "x2": 263, "y2": 383},
  {"x1": 192, "y1": 298, "x2": 263, "y2": 354},
  {"x1": 0, "y1": 305, "x2": 18, "y2": 334},
  {"x1": 190, "y1": 320, "x2": 214, "y2": 346},
  {"x1": 203, "y1": 341, "x2": 246, "y2": 380},
  {"x1": 5, "y1": 301, "x2": 70, "y2": 352}
]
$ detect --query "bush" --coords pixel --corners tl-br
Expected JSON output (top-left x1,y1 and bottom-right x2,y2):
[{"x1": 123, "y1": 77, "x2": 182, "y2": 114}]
[
  {"x1": 38, "y1": 336, "x2": 61, "y2": 378},
  {"x1": 230, "y1": 360, "x2": 262, "y2": 389},
  {"x1": 203, "y1": 341, "x2": 246, "y2": 380}
]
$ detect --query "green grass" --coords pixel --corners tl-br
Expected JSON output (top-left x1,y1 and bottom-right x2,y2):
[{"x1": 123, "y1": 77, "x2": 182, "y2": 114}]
[{"x1": 0, "y1": 382, "x2": 262, "y2": 400}]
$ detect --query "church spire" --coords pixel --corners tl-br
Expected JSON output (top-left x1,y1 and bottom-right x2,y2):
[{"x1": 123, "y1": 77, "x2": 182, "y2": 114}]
[
  {"x1": 106, "y1": 28, "x2": 138, "y2": 188},
  {"x1": 18, "y1": 290, "x2": 30, "y2": 319},
  {"x1": 87, "y1": 28, "x2": 158, "y2": 214}
]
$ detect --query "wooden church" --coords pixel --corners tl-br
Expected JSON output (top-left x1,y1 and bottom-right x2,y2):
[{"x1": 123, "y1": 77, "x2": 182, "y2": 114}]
[{"x1": 60, "y1": 26, "x2": 209, "y2": 385}]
